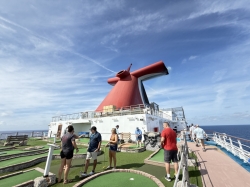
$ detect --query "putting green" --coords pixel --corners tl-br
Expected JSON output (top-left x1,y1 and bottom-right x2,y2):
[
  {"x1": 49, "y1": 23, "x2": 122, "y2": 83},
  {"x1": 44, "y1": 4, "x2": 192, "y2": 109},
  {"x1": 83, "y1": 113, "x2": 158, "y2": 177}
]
[
  {"x1": 83, "y1": 172, "x2": 159, "y2": 187},
  {"x1": 53, "y1": 147, "x2": 88, "y2": 154},
  {"x1": 2, "y1": 145, "x2": 49, "y2": 155},
  {"x1": 129, "y1": 144, "x2": 140, "y2": 148},
  {"x1": 1, "y1": 148, "x2": 88, "y2": 168},
  {"x1": 0, "y1": 153, "x2": 48, "y2": 168},
  {"x1": 149, "y1": 149, "x2": 164, "y2": 162},
  {"x1": 0, "y1": 170, "x2": 42, "y2": 186}
]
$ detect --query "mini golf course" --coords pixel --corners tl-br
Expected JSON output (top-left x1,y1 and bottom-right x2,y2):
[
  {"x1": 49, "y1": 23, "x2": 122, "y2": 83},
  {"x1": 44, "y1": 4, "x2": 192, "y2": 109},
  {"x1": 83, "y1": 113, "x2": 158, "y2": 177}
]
[
  {"x1": 0, "y1": 147, "x2": 88, "y2": 168},
  {"x1": 80, "y1": 171, "x2": 162, "y2": 187},
  {"x1": 0, "y1": 153, "x2": 48, "y2": 168},
  {"x1": 0, "y1": 138, "x2": 202, "y2": 187},
  {"x1": 149, "y1": 149, "x2": 164, "y2": 162},
  {"x1": 0, "y1": 169, "x2": 42, "y2": 186},
  {"x1": 78, "y1": 138, "x2": 108, "y2": 145}
]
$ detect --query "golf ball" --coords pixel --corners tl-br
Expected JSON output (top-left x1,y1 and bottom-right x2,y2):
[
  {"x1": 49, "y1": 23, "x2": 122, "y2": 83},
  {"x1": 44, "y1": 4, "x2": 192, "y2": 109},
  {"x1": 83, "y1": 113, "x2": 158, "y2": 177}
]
[{"x1": 130, "y1": 178, "x2": 134, "y2": 181}]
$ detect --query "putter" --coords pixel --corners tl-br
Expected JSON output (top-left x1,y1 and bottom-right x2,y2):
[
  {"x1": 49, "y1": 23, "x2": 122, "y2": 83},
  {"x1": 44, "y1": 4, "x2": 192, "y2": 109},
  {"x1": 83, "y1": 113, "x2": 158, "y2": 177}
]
[
  {"x1": 80, "y1": 150, "x2": 88, "y2": 178},
  {"x1": 102, "y1": 145, "x2": 107, "y2": 170}
]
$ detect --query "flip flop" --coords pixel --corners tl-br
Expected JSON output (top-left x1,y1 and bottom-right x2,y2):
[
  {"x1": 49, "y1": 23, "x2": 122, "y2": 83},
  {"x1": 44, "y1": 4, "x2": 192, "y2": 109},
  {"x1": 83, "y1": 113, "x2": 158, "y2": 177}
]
[
  {"x1": 63, "y1": 179, "x2": 73, "y2": 184},
  {"x1": 57, "y1": 179, "x2": 63, "y2": 183}
]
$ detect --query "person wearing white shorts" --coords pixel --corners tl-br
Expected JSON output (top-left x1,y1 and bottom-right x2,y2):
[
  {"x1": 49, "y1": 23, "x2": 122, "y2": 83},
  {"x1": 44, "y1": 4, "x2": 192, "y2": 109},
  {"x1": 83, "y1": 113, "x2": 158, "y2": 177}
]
[
  {"x1": 193, "y1": 125, "x2": 206, "y2": 152},
  {"x1": 86, "y1": 151, "x2": 98, "y2": 160},
  {"x1": 81, "y1": 126, "x2": 102, "y2": 177}
]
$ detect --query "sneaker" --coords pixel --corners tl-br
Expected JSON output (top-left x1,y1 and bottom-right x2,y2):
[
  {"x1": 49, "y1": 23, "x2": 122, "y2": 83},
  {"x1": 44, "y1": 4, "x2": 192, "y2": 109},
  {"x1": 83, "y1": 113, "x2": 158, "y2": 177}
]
[
  {"x1": 89, "y1": 171, "x2": 95, "y2": 175},
  {"x1": 164, "y1": 175, "x2": 171, "y2": 182},
  {"x1": 174, "y1": 174, "x2": 179, "y2": 181},
  {"x1": 106, "y1": 166, "x2": 111, "y2": 169},
  {"x1": 80, "y1": 172, "x2": 88, "y2": 177}
]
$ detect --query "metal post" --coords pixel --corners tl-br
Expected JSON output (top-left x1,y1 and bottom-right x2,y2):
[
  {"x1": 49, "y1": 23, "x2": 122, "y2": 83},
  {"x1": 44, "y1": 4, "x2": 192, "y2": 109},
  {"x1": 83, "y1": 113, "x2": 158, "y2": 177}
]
[
  {"x1": 43, "y1": 144, "x2": 58, "y2": 177},
  {"x1": 222, "y1": 134, "x2": 229, "y2": 151},
  {"x1": 237, "y1": 139, "x2": 245, "y2": 161},
  {"x1": 228, "y1": 138, "x2": 235, "y2": 156},
  {"x1": 213, "y1": 132, "x2": 217, "y2": 142},
  {"x1": 54, "y1": 134, "x2": 57, "y2": 144},
  {"x1": 183, "y1": 144, "x2": 190, "y2": 187}
]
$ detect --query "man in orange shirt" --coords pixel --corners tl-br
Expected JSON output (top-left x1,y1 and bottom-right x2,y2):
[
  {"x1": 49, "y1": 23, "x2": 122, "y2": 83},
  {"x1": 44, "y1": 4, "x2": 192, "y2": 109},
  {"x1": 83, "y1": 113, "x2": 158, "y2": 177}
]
[{"x1": 161, "y1": 122, "x2": 178, "y2": 182}]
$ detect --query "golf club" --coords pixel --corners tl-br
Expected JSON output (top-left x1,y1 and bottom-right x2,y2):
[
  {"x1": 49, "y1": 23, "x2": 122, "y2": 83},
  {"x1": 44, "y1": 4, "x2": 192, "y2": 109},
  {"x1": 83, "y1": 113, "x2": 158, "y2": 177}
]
[
  {"x1": 80, "y1": 149, "x2": 87, "y2": 178},
  {"x1": 102, "y1": 145, "x2": 107, "y2": 170}
]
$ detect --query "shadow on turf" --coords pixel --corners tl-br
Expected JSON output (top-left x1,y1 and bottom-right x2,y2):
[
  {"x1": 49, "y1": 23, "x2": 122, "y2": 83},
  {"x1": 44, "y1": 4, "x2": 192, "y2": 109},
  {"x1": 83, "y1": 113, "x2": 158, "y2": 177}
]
[{"x1": 117, "y1": 163, "x2": 145, "y2": 169}]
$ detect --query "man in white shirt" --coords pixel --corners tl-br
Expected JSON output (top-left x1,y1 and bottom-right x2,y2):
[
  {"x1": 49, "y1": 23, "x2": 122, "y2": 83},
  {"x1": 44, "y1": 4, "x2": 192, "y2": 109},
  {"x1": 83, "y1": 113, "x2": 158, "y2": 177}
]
[
  {"x1": 193, "y1": 125, "x2": 206, "y2": 151},
  {"x1": 189, "y1": 124, "x2": 196, "y2": 142}
]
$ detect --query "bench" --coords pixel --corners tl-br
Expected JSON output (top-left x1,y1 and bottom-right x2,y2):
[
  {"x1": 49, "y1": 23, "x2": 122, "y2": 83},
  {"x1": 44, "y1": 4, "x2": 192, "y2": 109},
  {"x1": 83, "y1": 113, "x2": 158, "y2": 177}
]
[
  {"x1": 120, "y1": 133, "x2": 132, "y2": 143},
  {"x1": 4, "y1": 135, "x2": 28, "y2": 146}
]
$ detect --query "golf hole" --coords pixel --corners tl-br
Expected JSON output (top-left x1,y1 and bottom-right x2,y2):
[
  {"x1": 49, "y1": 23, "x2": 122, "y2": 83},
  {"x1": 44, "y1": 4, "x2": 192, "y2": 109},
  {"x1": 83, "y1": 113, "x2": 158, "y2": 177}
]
[{"x1": 130, "y1": 178, "x2": 134, "y2": 181}]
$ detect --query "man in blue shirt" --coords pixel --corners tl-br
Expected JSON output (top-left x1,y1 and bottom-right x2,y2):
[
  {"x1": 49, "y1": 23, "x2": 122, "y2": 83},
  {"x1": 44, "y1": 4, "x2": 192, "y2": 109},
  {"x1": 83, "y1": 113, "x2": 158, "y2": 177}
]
[
  {"x1": 135, "y1": 127, "x2": 142, "y2": 148},
  {"x1": 81, "y1": 126, "x2": 102, "y2": 177}
]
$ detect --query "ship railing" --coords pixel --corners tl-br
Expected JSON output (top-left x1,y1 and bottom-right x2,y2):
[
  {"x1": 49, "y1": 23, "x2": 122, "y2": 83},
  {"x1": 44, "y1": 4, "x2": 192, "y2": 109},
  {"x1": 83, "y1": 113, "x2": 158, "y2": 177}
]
[
  {"x1": 173, "y1": 131, "x2": 190, "y2": 187},
  {"x1": 51, "y1": 105, "x2": 185, "y2": 122},
  {"x1": 0, "y1": 131, "x2": 47, "y2": 140},
  {"x1": 213, "y1": 132, "x2": 250, "y2": 163}
]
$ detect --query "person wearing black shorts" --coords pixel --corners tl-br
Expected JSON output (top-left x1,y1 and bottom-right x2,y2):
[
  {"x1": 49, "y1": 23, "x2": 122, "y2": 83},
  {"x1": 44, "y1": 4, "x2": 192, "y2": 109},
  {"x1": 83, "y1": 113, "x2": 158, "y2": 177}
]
[
  {"x1": 58, "y1": 125, "x2": 79, "y2": 184},
  {"x1": 164, "y1": 150, "x2": 178, "y2": 163},
  {"x1": 161, "y1": 122, "x2": 179, "y2": 182},
  {"x1": 106, "y1": 128, "x2": 118, "y2": 170}
]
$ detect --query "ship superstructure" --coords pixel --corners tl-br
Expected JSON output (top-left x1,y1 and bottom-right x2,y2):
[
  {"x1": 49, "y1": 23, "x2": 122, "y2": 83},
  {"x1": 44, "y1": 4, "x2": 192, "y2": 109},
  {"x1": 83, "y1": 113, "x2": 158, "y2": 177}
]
[{"x1": 48, "y1": 61, "x2": 187, "y2": 140}]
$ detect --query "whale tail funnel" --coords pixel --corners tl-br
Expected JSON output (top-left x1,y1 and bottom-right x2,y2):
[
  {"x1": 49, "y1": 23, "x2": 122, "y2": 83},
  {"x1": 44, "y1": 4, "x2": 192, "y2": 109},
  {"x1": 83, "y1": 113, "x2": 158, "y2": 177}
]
[{"x1": 96, "y1": 61, "x2": 169, "y2": 111}]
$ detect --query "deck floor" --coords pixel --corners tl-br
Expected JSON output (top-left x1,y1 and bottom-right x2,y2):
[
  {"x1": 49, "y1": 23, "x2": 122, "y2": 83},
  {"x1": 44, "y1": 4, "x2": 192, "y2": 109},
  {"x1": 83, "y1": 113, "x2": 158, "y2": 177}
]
[{"x1": 188, "y1": 142, "x2": 250, "y2": 187}]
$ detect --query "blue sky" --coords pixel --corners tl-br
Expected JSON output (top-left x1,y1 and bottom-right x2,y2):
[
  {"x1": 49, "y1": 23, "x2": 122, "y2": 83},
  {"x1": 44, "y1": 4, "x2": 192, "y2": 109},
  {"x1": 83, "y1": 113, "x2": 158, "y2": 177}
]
[{"x1": 0, "y1": 0, "x2": 249, "y2": 130}]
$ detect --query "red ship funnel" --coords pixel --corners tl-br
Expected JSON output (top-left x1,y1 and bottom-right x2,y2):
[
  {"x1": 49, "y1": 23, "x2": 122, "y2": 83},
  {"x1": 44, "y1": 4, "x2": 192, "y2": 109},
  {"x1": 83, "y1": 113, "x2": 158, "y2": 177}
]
[{"x1": 96, "y1": 61, "x2": 168, "y2": 111}]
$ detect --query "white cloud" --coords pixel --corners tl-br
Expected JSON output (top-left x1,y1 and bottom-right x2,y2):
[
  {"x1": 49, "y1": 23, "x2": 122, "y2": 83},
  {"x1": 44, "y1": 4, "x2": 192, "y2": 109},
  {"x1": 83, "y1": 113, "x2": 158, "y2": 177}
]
[
  {"x1": 1, "y1": 112, "x2": 8, "y2": 117},
  {"x1": 0, "y1": 0, "x2": 249, "y2": 129},
  {"x1": 182, "y1": 55, "x2": 198, "y2": 64},
  {"x1": 188, "y1": 56, "x2": 198, "y2": 60},
  {"x1": 212, "y1": 69, "x2": 227, "y2": 82}
]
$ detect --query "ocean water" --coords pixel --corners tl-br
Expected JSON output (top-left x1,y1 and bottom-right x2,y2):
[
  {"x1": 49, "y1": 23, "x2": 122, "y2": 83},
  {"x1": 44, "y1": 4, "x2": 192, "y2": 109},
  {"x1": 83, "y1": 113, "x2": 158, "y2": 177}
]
[
  {"x1": 201, "y1": 124, "x2": 250, "y2": 140},
  {"x1": 202, "y1": 124, "x2": 250, "y2": 152}
]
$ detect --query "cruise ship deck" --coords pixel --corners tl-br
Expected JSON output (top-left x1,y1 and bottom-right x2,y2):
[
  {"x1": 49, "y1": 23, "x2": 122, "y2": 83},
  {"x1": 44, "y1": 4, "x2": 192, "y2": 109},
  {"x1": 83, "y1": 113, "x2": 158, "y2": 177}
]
[{"x1": 188, "y1": 142, "x2": 250, "y2": 187}]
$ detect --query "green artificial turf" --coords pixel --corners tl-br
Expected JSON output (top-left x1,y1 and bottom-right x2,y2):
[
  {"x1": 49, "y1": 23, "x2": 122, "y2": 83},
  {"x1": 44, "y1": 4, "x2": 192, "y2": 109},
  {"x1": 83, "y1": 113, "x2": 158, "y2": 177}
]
[
  {"x1": 0, "y1": 148, "x2": 88, "y2": 168},
  {"x1": 0, "y1": 153, "x2": 48, "y2": 168},
  {"x1": 129, "y1": 144, "x2": 139, "y2": 148},
  {"x1": 0, "y1": 138, "x2": 202, "y2": 187},
  {"x1": 83, "y1": 172, "x2": 159, "y2": 187},
  {"x1": 53, "y1": 147, "x2": 88, "y2": 154},
  {"x1": 149, "y1": 149, "x2": 164, "y2": 162},
  {"x1": 78, "y1": 138, "x2": 108, "y2": 145},
  {"x1": 0, "y1": 170, "x2": 42, "y2": 186}
]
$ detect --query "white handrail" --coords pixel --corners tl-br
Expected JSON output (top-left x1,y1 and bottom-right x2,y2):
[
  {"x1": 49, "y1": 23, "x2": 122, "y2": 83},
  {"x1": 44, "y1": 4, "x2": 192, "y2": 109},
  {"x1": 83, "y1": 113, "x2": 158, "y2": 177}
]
[
  {"x1": 51, "y1": 104, "x2": 186, "y2": 122},
  {"x1": 213, "y1": 132, "x2": 250, "y2": 163},
  {"x1": 173, "y1": 131, "x2": 190, "y2": 187}
]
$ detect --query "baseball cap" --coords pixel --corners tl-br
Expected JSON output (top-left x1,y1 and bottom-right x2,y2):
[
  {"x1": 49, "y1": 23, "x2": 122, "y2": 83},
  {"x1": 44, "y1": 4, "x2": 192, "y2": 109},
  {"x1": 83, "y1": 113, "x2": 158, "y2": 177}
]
[
  {"x1": 116, "y1": 125, "x2": 119, "y2": 127},
  {"x1": 90, "y1": 126, "x2": 97, "y2": 131}
]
